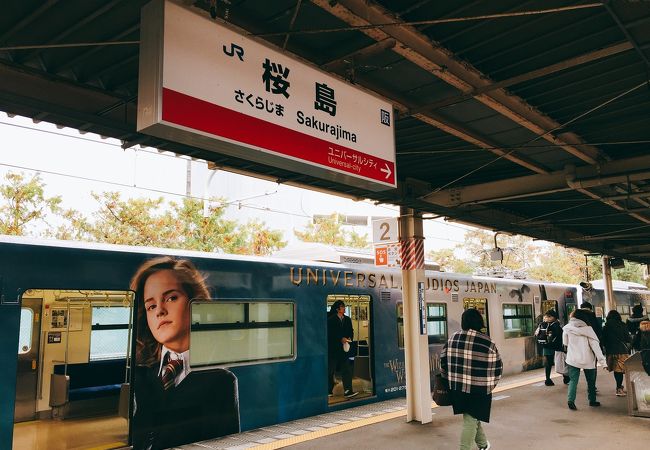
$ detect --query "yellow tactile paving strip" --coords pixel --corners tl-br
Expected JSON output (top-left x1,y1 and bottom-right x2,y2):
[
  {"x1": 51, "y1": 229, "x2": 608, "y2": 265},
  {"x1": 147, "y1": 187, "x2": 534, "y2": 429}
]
[{"x1": 250, "y1": 372, "x2": 552, "y2": 450}]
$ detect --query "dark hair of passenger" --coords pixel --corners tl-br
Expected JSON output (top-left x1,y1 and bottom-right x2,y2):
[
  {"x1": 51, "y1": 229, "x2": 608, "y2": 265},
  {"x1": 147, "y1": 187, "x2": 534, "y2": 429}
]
[
  {"x1": 580, "y1": 301, "x2": 593, "y2": 310},
  {"x1": 131, "y1": 256, "x2": 210, "y2": 367},
  {"x1": 632, "y1": 304, "x2": 644, "y2": 317},
  {"x1": 545, "y1": 309, "x2": 558, "y2": 319},
  {"x1": 461, "y1": 308, "x2": 484, "y2": 332},
  {"x1": 329, "y1": 300, "x2": 345, "y2": 316},
  {"x1": 606, "y1": 310, "x2": 622, "y2": 322},
  {"x1": 571, "y1": 308, "x2": 592, "y2": 323}
]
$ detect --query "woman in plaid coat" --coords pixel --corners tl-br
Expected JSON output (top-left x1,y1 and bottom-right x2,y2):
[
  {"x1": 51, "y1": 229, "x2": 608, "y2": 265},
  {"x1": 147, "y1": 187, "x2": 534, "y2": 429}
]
[{"x1": 441, "y1": 308, "x2": 503, "y2": 450}]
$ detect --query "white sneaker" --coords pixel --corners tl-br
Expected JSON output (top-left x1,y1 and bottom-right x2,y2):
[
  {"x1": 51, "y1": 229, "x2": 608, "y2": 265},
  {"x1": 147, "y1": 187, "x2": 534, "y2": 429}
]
[{"x1": 478, "y1": 442, "x2": 491, "y2": 450}]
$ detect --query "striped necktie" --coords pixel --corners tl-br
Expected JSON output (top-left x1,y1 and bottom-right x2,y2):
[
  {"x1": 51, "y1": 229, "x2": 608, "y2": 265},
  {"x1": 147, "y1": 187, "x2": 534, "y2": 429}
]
[{"x1": 160, "y1": 356, "x2": 183, "y2": 390}]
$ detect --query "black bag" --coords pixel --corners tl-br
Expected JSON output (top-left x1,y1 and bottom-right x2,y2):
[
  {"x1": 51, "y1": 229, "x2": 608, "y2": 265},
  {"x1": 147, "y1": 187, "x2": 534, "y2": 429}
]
[
  {"x1": 432, "y1": 374, "x2": 451, "y2": 406},
  {"x1": 536, "y1": 322, "x2": 551, "y2": 346}
]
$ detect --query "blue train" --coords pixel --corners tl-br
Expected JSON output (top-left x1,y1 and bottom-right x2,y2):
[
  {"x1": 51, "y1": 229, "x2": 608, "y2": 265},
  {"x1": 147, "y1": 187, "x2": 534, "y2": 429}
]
[{"x1": 1, "y1": 236, "x2": 648, "y2": 449}]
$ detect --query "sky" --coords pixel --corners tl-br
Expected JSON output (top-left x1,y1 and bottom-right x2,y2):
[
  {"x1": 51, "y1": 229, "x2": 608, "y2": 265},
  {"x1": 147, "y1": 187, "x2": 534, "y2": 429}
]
[{"x1": 0, "y1": 112, "x2": 473, "y2": 253}]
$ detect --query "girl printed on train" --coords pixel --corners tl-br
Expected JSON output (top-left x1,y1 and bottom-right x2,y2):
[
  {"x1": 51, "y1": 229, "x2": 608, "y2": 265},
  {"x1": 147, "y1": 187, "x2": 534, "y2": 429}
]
[{"x1": 131, "y1": 256, "x2": 240, "y2": 450}]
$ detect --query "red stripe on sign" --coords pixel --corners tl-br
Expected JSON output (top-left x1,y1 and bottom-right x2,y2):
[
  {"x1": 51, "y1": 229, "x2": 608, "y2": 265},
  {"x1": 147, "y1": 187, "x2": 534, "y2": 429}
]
[{"x1": 161, "y1": 88, "x2": 395, "y2": 185}]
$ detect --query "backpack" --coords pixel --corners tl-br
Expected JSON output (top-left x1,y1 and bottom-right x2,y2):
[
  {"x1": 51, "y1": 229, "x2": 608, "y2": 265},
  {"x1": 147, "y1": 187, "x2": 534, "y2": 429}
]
[{"x1": 536, "y1": 322, "x2": 555, "y2": 347}]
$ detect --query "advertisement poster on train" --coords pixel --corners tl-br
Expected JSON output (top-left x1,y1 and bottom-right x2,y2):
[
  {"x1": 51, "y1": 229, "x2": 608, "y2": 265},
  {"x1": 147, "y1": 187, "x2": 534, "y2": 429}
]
[{"x1": 130, "y1": 256, "x2": 240, "y2": 450}]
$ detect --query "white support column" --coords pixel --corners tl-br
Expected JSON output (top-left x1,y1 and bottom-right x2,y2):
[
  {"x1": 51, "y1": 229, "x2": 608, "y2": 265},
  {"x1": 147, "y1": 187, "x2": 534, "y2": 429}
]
[
  {"x1": 602, "y1": 255, "x2": 614, "y2": 315},
  {"x1": 399, "y1": 207, "x2": 432, "y2": 424}
]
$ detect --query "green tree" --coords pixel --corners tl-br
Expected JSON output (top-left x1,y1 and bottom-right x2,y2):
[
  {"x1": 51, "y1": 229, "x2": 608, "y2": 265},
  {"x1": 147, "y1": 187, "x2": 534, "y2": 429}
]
[
  {"x1": 294, "y1": 213, "x2": 370, "y2": 248},
  {"x1": 55, "y1": 192, "x2": 286, "y2": 255},
  {"x1": 0, "y1": 172, "x2": 63, "y2": 236},
  {"x1": 427, "y1": 248, "x2": 473, "y2": 273},
  {"x1": 527, "y1": 245, "x2": 583, "y2": 283}
]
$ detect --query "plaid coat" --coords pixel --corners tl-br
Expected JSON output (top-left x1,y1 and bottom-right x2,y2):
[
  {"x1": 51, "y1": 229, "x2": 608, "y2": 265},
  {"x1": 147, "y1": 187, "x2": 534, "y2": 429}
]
[{"x1": 440, "y1": 329, "x2": 503, "y2": 395}]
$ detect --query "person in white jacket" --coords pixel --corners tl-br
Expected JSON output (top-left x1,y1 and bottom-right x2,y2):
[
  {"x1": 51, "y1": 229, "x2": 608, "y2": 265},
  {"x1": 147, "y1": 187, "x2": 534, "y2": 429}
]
[{"x1": 563, "y1": 308, "x2": 607, "y2": 410}]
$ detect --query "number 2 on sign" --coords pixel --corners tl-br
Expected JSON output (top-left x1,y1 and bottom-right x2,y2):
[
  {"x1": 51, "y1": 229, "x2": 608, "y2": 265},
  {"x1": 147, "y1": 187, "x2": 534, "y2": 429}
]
[{"x1": 380, "y1": 222, "x2": 390, "y2": 240}]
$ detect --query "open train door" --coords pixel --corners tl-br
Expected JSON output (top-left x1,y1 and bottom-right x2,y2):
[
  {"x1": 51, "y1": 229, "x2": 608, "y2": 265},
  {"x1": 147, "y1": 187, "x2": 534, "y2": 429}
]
[
  {"x1": 326, "y1": 294, "x2": 374, "y2": 405},
  {"x1": 15, "y1": 297, "x2": 43, "y2": 422}
]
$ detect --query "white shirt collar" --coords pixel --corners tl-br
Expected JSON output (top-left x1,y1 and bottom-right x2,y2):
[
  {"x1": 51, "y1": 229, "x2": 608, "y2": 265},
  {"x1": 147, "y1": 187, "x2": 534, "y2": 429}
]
[{"x1": 158, "y1": 346, "x2": 191, "y2": 387}]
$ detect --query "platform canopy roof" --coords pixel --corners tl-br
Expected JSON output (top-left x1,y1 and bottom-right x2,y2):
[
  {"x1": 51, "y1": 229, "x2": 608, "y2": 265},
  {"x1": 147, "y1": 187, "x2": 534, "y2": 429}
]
[{"x1": 1, "y1": 0, "x2": 650, "y2": 263}]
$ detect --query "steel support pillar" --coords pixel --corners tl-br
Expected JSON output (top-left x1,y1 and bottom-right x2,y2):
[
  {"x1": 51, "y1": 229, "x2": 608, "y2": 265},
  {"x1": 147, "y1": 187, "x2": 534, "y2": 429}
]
[
  {"x1": 399, "y1": 207, "x2": 432, "y2": 424},
  {"x1": 601, "y1": 256, "x2": 614, "y2": 315}
]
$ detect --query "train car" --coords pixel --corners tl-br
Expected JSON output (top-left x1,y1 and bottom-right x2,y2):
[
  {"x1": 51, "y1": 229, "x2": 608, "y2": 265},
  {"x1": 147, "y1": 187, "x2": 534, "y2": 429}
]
[
  {"x1": 0, "y1": 235, "x2": 585, "y2": 449},
  {"x1": 577, "y1": 280, "x2": 650, "y2": 325}
]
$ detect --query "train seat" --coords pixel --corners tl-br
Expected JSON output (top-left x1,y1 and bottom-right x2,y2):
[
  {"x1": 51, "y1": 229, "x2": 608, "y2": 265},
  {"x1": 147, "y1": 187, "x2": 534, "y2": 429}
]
[{"x1": 53, "y1": 359, "x2": 126, "y2": 402}]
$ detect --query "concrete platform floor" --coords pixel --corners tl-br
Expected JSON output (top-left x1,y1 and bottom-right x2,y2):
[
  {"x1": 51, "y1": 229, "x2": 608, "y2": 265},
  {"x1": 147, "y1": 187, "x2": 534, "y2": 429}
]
[{"x1": 282, "y1": 370, "x2": 648, "y2": 450}]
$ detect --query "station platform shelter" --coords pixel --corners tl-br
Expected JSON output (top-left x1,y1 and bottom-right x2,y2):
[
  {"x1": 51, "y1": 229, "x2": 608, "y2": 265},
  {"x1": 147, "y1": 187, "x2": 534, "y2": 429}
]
[{"x1": 177, "y1": 367, "x2": 648, "y2": 450}]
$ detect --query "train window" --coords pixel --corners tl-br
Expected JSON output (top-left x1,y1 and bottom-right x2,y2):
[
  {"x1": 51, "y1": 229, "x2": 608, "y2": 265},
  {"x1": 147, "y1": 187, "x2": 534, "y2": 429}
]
[
  {"x1": 541, "y1": 300, "x2": 558, "y2": 316},
  {"x1": 502, "y1": 304, "x2": 534, "y2": 339},
  {"x1": 426, "y1": 303, "x2": 447, "y2": 344},
  {"x1": 18, "y1": 308, "x2": 33, "y2": 354},
  {"x1": 189, "y1": 301, "x2": 294, "y2": 367},
  {"x1": 90, "y1": 306, "x2": 130, "y2": 360},
  {"x1": 396, "y1": 302, "x2": 447, "y2": 346}
]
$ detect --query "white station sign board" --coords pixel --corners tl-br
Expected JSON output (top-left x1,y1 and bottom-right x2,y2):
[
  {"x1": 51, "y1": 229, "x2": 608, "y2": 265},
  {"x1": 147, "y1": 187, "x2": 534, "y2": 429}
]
[{"x1": 138, "y1": 0, "x2": 396, "y2": 191}]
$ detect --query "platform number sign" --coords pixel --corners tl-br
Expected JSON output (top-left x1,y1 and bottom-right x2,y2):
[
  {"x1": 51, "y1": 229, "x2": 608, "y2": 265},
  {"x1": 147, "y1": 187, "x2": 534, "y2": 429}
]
[
  {"x1": 372, "y1": 218, "x2": 398, "y2": 245},
  {"x1": 373, "y1": 218, "x2": 399, "y2": 267}
]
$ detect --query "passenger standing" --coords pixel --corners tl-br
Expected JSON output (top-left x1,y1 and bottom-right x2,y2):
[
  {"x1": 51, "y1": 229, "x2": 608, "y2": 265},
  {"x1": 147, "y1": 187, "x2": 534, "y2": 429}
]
[
  {"x1": 441, "y1": 308, "x2": 502, "y2": 450},
  {"x1": 535, "y1": 310, "x2": 563, "y2": 386},
  {"x1": 327, "y1": 300, "x2": 358, "y2": 398},
  {"x1": 632, "y1": 320, "x2": 650, "y2": 352},
  {"x1": 563, "y1": 308, "x2": 607, "y2": 410},
  {"x1": 626, "y1": 304, "x2": 649, "y2": 340},
  {"x1": 602, "y1": 310, "x2": 631, "y2": 396}
]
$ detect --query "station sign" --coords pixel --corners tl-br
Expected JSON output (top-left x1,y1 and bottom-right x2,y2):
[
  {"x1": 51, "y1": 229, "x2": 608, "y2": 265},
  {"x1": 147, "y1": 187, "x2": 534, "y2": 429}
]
[{"x1": 138, "y1": 0, "x2": 396, "y2": 191}]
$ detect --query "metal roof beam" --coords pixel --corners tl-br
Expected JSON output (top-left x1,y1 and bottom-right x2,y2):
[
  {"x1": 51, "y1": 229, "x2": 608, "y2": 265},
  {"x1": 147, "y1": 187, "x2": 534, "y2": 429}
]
[
  {"x1": 411, "y1": 41, "x2": 633, "y2": 113},
  {"x1": 422, "y1": 154, "x2": 650, "y2": 207},
  {"x1": 314, "y1": 0, "x2": 604, "y2": 165}
]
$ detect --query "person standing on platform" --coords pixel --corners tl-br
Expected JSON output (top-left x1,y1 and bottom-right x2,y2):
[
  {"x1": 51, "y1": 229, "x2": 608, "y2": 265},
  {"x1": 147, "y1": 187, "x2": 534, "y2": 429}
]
[
  {"x1": 563, "y1": 308, "x2": 607, "y2": 410},
  {"x1": 627, "y1": 304, "x2": 649, "y2": 341},
  {"x1": 327, "y1": 300, "x2": 358, "y2": 398},
  {"x1": 535, "y1": 309, "x2": 563, "y2": 386},
  {"x1": 602, "y1": 310, "x2": 631, "y2": 396},
  {"x1": 441, "y1": 308, "x2": 502, "y2": 450}
]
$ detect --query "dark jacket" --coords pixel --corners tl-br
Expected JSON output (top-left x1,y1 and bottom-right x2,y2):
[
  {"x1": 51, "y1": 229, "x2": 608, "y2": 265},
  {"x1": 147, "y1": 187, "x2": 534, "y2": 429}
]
[
  {"x1": 440, "y1": 329, "x2": 502, "y2": 422},
  {"x1": 543, "y1": 320, "x2": 564, "y2": 351},
  {"x1": 327, "y1": 313, "x2": 354, "y2": 359},
  {"x1": 582, "y1": 309, "x2": 603, "y2": 341},
  {"x1": 132, "y1": 366, "x2": 240, "y2": 450},
  {"x1": 627, "y1": 315, "x2": 649, "y2": 336},
  {"x1": 602, "y1": 319, "x2": 631, "y2": 355}
]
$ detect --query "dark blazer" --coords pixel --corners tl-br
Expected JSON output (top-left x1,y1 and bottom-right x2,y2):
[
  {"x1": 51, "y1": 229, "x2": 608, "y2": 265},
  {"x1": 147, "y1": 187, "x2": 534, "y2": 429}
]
[
  {"x1": 132, "y1": 366, "x2": 240, "y2": 450},
  {"x1": 327, "y1": 313, "x2": 354, "y2": 358},
  {"x1": 602, "y1": 319, "x2": 631, "y2": 355}
]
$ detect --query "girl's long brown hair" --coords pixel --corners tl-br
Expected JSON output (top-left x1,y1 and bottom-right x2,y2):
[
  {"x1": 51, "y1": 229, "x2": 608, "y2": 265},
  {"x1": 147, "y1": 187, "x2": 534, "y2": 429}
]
[{"x1": 131, "y1": 256, "x2": 210, "y2": 367}]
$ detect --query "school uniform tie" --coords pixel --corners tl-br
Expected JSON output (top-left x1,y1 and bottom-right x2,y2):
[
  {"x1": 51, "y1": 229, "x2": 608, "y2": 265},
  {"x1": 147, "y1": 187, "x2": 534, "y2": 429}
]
[{"x1": 160, "y1": 357, "x2": 183, "y2": 390}]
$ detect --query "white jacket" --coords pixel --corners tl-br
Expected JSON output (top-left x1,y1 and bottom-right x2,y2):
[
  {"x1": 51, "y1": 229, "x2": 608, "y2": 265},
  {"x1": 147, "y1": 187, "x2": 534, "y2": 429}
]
[{"x1": 562, "y1": 318, "x2": 606, "y2": 369}]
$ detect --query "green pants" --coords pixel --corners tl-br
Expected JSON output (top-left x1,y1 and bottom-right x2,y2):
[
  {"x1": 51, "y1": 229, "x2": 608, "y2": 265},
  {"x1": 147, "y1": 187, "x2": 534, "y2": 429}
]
[
  {"x1": 460, "y1": 413, "x2": 488, "y2": 450},
  {"x1": 567, "y1": 364, "x2": 597, "y2": 403}
]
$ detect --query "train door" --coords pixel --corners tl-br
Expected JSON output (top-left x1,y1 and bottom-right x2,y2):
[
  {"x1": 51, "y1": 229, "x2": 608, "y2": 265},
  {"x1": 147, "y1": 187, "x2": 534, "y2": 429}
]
[
  {"x1": 15, "y1": 298, "x2": 42, "y2": 422},
  {"x1": 462, "y1": 297, "x2": 489, "y2": 335},
  {"x1": 326, "y1": 294, "x2": 373, "y2": 405}
]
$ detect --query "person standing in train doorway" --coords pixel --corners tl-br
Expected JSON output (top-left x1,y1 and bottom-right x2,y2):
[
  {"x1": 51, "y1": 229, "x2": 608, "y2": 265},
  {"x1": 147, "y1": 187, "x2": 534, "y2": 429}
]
[
  {"x1": 131, "y1": 256, "x2": 240, "y2": 450},
  {"x1": 327, "y1": 300, "x2": 358, "y2": 398},
  {"x1": 441, "y1": 308, "x2": 502, "y2": 450}
]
